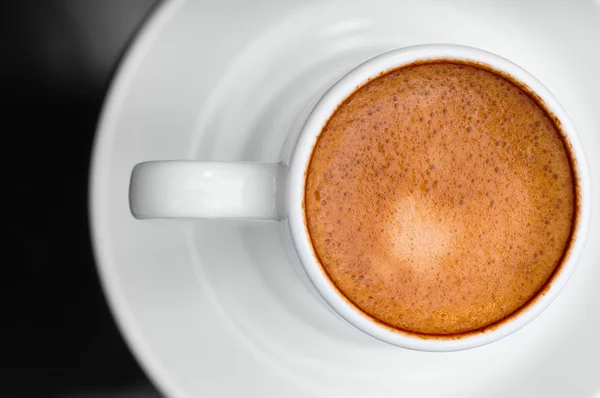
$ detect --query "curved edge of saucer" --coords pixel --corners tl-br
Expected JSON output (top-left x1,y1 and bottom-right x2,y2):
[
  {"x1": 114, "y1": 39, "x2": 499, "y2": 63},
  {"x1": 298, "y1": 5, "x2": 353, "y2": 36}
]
[{"x1": 88, "y1": 1, "x2": 187, "y2": 398}]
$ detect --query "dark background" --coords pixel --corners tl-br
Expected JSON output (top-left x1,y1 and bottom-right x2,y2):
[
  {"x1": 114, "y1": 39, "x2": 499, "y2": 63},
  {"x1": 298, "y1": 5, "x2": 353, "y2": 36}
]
[{"x1": 3, "y1": 1, "x2": 162, "y2": 397}]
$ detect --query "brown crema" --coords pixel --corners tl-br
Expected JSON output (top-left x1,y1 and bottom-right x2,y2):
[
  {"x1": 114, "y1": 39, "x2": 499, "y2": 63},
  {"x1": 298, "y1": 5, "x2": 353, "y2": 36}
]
[{"x1": 304, "y1": 61, "x2": 576, "y2": 336}]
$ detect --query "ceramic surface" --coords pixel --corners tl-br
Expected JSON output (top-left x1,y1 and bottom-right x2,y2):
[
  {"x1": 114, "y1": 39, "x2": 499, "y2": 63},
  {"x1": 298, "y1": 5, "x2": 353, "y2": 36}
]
[
  {"x1": 91, "y1": 0, "x2": 600, "y2": 396},
  {"x1": 129, "y1": 44, "x2": 591, "y2": 351}
]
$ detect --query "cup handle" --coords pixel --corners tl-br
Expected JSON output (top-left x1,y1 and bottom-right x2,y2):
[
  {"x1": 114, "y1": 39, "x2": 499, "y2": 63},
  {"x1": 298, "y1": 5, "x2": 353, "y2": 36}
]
[{"x1": 129, "y1": 161, "x2": 284, "y2": 220}]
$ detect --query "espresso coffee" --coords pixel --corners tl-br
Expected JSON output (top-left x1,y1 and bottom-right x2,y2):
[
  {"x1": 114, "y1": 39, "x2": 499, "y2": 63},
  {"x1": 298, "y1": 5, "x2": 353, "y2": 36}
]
[{"x1": 304, "y1": 61, "x2": 577, "y2": 336}]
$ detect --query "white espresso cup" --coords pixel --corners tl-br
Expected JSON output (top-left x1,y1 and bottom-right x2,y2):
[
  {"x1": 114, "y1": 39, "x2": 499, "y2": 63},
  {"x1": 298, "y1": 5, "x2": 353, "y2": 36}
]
[{"x1": 129, "y1": 44, "x2": 590, "y2": 351}]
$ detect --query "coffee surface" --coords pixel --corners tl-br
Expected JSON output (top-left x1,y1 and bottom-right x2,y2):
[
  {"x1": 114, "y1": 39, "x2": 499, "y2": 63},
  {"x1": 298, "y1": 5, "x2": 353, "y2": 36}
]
[{"x1": 305, "y1": 62, "x2": 576, "y2": 335}]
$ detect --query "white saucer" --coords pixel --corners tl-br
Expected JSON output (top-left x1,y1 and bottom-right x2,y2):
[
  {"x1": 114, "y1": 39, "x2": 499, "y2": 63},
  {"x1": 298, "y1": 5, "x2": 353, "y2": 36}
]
[{"x1": 90, "y1": 1, "x2": 600, "y2": 397}]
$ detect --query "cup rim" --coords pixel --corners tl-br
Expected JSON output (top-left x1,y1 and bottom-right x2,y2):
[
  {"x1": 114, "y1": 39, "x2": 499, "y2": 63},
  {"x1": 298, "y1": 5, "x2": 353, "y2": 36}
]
[{"x1": 287, "y1": 44, "x2": 592, "y2": 351}]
